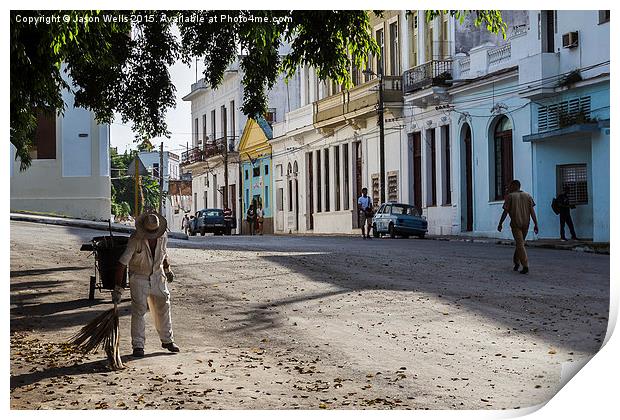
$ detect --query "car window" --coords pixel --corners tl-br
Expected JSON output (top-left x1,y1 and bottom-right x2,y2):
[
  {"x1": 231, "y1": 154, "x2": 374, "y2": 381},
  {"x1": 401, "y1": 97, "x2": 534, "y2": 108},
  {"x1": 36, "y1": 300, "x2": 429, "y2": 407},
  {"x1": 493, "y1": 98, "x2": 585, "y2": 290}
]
[
  {"x1": 383, "y1": 205, "x2": 391, "y2": 214},
  {"x1": 205, "y1": 210, "x2": 223, "y2": 217},
  {"x1": 377, "y1": 204, "x2": 385, "y2": 214},
  {"x1": 392, "y1": 204, "x2": 421, "y2": 216}
]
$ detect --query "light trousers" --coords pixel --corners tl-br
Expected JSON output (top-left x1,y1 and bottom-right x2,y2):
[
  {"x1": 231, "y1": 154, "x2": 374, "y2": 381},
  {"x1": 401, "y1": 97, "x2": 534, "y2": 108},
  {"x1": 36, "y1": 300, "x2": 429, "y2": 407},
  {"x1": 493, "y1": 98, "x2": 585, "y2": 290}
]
[
  {"x1": 129, "y1": 274, "x2": 174, "y2": 349},
  {"x1": 511, "y1": 226, "x2": 529, "y2": 268}
]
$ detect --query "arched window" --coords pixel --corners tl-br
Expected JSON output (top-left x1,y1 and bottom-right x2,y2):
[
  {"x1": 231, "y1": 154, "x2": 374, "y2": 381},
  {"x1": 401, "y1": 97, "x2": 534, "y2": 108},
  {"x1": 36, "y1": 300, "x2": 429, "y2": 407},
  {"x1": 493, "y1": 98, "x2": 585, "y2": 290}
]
[
  {"x1": 293, "y1": 161, "x2": 298, "y2": 176},
  {"x1": 493, "y1": 116, "x2": 513, "y2": 200}
]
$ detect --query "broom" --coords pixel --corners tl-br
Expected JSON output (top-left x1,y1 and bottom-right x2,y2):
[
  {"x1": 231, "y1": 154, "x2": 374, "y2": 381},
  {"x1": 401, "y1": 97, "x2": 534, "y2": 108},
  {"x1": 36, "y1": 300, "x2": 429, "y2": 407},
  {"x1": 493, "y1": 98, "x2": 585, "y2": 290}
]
[{"x1": 69, "y1": 302, "x2": 124, "y2": 370}]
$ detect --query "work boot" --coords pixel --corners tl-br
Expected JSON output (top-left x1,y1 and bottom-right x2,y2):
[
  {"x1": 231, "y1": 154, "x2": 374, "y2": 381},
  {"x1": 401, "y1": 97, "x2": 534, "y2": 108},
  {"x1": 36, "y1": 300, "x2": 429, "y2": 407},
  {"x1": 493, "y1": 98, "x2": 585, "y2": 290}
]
[
  {"x1": 162, "y1": 342, "x2": 180, "y2": 353},
  {"x1": 132, "y1": 348, "x2": 144, "y2": 358}
]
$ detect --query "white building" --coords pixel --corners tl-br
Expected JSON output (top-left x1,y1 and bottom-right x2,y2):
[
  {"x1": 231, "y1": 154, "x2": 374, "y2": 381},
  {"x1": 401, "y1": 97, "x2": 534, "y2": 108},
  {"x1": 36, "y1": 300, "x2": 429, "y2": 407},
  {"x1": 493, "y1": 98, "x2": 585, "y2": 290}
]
[
  {"x1": 448, "y1": 10, "x2": 610, "y2": 241},
  {"x1": 181, "y1": 55, "x2": 300, "y2": 232},
  {"x1": 271, "y1": 11, "x2": 413, "y2": 234},
  {"x1": 138, "y1": 150, "x2": 180, "y2": 192},
  {"x1": 10, "y1": 87, "x2": 111, "y2": 221}
]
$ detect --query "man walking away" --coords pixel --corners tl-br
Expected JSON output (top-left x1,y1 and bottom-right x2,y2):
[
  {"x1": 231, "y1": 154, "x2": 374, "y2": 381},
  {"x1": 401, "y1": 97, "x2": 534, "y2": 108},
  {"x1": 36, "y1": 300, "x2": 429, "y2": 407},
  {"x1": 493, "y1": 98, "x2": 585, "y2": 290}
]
[
  {"x1": 357, "y1": 187, "x2": 373, "y2": 239},
  {"x1": 497, "y1": 180, "x2": 539, "y2": 274},
  {"x1": 557, "y1": 186, "x2": 578, "y2": 241},
  {"x1": 113, "y1": 212, "x2": 180, "y2": 357}
]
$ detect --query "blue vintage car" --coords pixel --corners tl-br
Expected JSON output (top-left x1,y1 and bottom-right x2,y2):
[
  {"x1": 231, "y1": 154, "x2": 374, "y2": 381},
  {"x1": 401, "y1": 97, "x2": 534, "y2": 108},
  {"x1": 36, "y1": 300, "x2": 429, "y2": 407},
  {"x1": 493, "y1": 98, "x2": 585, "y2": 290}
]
[{"x1": 371, "y1": 203, "x2": 428, "y2": 239}]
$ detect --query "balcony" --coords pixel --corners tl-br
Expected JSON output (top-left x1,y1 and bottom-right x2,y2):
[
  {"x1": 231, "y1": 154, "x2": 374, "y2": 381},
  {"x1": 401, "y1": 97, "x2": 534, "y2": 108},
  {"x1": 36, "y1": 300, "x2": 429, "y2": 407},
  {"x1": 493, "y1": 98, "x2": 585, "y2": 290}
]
[
  {"x1": 313, "y1": 76, "x2": 403, "y2": 129},
  {"x1": 181, "y1": 136, "x2": 235, "y2": 168},
  {"x1": 403, "y1": 60, "x2": 452, "y2": 94}
]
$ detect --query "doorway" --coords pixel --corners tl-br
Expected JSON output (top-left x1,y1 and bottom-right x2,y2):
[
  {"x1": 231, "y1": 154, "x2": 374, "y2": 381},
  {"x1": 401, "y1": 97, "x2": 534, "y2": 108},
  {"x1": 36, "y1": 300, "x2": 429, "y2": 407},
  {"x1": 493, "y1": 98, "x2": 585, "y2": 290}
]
[
  {"x1": 411, "y1": 132, "x2": 422, "y2": 210},
  {"x1": 461, "y1": 125, "x2": 473, "y2": 232}
]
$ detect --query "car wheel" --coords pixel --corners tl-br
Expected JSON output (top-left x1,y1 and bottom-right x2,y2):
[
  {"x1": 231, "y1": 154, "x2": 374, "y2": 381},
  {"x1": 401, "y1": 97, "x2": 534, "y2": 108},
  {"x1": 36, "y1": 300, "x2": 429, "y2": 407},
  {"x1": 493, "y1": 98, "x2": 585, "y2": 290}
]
[
  {"x1": 388, "y1": 223, "x2": 396, "y2": 239},
  {"x1": 189, "y1": 229, "x2": 196, "y2": 236},
  {"x1": 372, "y1": 224, "x2": 380, "y2": 238},
  {"x1": 402, "y1": 234, "x2": 410, "y2": 239},
  {"x1": 417, "y1": 233, "x2": 426, "y2": 239},
  {"x1": 200, "y1": 228, "x2": 206, "y2": 236}
]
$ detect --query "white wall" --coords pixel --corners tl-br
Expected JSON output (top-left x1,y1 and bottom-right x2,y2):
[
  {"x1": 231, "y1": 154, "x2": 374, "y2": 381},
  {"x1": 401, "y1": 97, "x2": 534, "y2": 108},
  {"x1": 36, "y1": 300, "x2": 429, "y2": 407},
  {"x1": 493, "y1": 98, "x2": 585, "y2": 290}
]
[{"x1": 11, "y1": 99, "x2": 111, "y2": 220}]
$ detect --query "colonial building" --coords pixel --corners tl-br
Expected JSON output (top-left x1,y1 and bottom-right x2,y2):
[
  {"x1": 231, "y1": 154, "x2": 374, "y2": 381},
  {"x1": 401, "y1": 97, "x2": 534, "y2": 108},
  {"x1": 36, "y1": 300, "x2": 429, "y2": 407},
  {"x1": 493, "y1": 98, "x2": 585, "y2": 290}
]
[
  {"x1": 449, "y1": 10, "x2": 609, "y2": 242},
  {"x1": 10, "y1": 86, "x2": 111, "y2": 221},
  {"x1": 271, "y1": 11, "x2": 409, "y2": 234}
]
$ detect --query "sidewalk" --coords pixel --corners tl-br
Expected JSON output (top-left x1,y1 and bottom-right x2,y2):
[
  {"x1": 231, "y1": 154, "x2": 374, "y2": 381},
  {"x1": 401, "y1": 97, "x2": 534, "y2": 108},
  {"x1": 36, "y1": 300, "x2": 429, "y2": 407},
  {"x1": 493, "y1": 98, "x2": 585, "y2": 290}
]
[
  {"x1": 429, "y1": 234, "x2": 609, "y2": 255},
  {"x1": 10, "y1": 212, "x2": 189, "y2": 240},
  {"x1": 274, "y1": 231, "x2": 609, "y2": 254}
]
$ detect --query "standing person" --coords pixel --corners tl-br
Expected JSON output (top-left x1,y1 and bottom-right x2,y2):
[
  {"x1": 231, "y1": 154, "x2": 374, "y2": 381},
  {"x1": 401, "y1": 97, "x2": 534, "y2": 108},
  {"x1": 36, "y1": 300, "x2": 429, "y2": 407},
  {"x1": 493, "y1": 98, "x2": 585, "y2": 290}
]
[
  {"x1": 256, "y1": 204, "x2": 264, "y2": 235},
  {"x1": 557, "y1": 186, "x2": 578, "y2": 241},
  {"x1": 181, "y1": 213, "x2": 190, "y2": 235},
  {"x1": 497, "y1": 180, "x2": 539, "y2": 274},
  {"x1": 357, "y1": 187, "x2": 373, "y2": 239},
  {"x1": 246, "y1": 204, "x2": 256, "y2": 236},
  {"x1": 113, "y1": 212, "x2": 180, "y2": 357}
]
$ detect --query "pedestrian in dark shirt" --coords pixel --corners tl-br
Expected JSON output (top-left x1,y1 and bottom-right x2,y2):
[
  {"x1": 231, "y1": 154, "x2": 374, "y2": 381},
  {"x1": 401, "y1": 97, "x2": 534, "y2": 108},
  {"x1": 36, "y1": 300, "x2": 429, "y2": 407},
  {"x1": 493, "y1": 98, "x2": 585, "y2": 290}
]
[
  {"x1": 557, "y1": 186, "x2": 578, "y2": 241},
  {"x1": 246, "y1": 204, "x2": 256, "y2": 236}
]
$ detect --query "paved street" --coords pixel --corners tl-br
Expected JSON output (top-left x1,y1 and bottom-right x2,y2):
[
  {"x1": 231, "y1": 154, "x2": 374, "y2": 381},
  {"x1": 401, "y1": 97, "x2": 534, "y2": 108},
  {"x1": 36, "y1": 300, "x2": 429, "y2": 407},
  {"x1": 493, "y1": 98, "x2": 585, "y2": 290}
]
[{"x1": 10, "y1": 221, "x2": 609, "y2": 410}]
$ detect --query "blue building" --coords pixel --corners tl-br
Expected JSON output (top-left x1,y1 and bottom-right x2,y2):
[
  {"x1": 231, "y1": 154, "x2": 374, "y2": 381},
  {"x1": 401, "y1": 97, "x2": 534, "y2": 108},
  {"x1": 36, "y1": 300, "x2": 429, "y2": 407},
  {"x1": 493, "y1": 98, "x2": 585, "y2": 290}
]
[{"x1": 239, "y1": 117, "x2": 274, "y2": 233}]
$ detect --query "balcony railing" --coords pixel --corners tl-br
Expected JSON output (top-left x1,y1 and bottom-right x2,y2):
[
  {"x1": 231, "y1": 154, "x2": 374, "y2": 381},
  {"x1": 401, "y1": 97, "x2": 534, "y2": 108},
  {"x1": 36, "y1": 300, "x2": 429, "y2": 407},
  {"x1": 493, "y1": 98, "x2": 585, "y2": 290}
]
[
  {"x1": 313, "y1": 76, "x2": 403, "y2": 125},
  {"x1": 488, "y1": 43, "x2": 512, "y2": 67},
  {"x1": 181, "y1": 136, "x2": 235, "y2": 166},
  {"x1": 403, "y1": 60, "x2": 453, "y2": 94}
]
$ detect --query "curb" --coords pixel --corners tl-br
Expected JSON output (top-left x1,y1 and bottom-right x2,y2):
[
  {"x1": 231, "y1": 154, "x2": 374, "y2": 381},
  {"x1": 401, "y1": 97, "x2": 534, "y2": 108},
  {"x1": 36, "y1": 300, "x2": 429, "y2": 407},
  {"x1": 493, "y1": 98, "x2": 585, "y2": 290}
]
[{"x1": 10, "y1": 213, "x2": 189, "y2": 240}]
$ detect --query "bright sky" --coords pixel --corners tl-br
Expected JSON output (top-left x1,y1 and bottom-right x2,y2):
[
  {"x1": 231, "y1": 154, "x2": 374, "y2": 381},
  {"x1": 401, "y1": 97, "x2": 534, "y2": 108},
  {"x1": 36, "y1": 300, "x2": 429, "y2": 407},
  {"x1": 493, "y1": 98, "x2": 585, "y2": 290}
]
[{"x1": 110, "y1": 57, "x2": 204, "y2": 155}]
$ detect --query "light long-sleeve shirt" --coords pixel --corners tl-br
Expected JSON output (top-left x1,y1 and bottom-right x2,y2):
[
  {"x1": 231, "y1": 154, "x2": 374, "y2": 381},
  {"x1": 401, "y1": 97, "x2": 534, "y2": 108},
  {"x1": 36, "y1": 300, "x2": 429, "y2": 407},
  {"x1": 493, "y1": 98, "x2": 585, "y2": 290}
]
[{"x1": 119, "y1": 233, "x2": 169, "y2": 280}]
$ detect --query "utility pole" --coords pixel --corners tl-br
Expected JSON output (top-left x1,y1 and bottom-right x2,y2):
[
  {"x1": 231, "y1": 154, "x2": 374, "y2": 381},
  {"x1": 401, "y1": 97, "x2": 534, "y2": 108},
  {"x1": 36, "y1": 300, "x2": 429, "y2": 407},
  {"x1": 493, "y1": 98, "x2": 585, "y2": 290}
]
[
  {"x1": 378, "y1": 52, "x2": 386, "y2": 205},
  {"x1": 159, "y1": 142, "x2": 164, "y2": 215}
]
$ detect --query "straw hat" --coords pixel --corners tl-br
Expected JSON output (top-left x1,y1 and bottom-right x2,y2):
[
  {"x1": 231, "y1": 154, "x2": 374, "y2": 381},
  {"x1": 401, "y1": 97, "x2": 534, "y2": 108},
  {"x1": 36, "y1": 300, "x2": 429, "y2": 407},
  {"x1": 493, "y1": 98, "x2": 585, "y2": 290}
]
[{"x1": 135, "y1": 212, "x2": 167, "y2": 239}]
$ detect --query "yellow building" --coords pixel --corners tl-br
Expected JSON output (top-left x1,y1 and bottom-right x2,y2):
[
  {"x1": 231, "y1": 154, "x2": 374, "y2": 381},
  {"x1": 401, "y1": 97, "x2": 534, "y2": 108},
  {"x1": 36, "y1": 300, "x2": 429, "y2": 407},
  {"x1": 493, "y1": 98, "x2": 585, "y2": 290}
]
[{"x1": 238, "y1": 117, "x2": 273, "y2": 234}]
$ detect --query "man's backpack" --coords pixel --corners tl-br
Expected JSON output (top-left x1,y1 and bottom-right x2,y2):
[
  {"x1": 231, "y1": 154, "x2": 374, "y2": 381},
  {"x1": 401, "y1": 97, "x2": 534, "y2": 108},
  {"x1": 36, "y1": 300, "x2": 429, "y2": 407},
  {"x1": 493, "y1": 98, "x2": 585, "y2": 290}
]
[{"x1": 551, "y1": 198, "x2": 560, "y2": 215}]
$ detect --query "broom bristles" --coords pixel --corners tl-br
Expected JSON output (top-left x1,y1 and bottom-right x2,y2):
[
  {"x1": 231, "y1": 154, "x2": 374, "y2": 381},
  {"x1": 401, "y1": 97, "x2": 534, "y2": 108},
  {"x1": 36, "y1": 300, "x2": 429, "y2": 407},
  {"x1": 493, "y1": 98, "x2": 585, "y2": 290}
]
[{"x1": 68, "y1": 305, "x2": 124, "y2": 370}]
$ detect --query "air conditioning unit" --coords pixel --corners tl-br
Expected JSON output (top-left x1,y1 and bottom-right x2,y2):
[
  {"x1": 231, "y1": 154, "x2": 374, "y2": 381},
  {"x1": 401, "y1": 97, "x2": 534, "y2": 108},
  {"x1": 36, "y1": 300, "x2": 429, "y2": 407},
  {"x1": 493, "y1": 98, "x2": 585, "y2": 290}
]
[{"x1": 562, "y1": 31, "x2": 579, "y2": 48}]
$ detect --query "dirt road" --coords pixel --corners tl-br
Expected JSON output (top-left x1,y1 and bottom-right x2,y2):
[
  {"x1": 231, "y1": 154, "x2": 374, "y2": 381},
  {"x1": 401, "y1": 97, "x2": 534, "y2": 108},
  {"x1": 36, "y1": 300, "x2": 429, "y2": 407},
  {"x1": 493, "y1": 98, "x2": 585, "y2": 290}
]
[{"x1": 10, "y1": 221, "x2": 609, "y2": 410}]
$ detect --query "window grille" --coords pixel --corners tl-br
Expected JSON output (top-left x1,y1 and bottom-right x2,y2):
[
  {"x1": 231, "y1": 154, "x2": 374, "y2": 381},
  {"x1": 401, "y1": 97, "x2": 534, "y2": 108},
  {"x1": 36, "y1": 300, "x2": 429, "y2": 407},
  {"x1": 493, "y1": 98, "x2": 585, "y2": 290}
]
[{"x1": 558, "y1": 164, "x2": 588, "y2": 205}]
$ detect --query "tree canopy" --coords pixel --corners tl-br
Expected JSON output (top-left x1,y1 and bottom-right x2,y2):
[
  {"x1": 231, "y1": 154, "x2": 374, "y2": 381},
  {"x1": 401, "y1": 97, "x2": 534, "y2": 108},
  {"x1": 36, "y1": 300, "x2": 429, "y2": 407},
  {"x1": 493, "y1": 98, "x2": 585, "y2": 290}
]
[{"x1": 10, "y1": 10, "x2": 505, "y2": 169}]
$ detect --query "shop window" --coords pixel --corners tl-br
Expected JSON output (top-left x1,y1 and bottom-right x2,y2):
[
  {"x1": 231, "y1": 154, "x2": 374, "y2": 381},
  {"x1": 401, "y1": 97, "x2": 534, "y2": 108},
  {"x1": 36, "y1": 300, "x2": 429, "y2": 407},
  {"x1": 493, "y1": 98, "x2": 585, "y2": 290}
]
[
  {"x1": 388, "y1": 171, "x2": 398, "y2": 202},
  {"x1": 558, "y1": 164, "x2": 588, "y2": 205},
  {"x1": 371, "y1": 173, "x2": 380, "y2": 207}
]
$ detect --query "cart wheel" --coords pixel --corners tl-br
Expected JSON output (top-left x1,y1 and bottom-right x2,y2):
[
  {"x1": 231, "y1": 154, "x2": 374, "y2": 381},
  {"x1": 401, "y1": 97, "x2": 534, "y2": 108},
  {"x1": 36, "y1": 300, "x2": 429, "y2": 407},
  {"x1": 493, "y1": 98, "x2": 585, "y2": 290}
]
[{"x1": 89, "y1": 276, "x2": 96, "y2": 300}]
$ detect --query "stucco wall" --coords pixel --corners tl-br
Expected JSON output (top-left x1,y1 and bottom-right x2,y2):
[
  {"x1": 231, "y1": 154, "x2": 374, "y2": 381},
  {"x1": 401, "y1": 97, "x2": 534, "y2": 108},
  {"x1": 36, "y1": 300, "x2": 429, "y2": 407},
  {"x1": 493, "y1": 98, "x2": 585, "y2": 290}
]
[{"x1": 10, "y1": 103, "x2": 111, "y2": 221}]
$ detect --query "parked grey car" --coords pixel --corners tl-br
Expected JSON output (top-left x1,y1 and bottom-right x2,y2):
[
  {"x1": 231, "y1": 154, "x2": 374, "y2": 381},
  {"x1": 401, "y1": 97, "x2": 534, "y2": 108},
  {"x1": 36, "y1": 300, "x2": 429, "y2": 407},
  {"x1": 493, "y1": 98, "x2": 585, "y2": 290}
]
[{"x1": 372, "y1": 203, "x2": 428, "y2": 239}]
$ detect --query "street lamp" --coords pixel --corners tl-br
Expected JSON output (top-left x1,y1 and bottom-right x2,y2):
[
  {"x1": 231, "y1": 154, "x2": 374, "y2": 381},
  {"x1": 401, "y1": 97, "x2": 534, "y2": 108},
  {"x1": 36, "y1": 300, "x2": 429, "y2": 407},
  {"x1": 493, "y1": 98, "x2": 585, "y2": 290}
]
[{"x1": 363, "y1": 61, "x2": 386, "y2": 205}]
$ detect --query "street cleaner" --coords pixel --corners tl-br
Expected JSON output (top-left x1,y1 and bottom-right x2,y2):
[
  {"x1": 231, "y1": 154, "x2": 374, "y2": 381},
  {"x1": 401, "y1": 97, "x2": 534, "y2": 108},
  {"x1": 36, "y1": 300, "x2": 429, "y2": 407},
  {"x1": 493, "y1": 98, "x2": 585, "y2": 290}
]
[{"x1": 113, "y1": 211, "x2": 180, "y2": 357}]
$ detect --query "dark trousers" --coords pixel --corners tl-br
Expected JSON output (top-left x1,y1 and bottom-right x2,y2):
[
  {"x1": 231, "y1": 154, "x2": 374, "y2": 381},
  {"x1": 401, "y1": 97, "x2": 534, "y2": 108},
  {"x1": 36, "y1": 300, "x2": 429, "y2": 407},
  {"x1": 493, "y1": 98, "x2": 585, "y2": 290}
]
[
  {"x1": 559, "y1": 211, "x2": 577, "y2": 239},
  {"x1": 248, "y1": 221, "x2": 254, "y2": 235}
]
